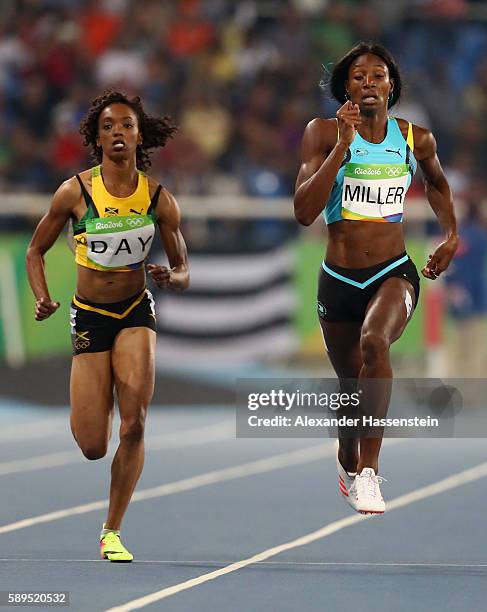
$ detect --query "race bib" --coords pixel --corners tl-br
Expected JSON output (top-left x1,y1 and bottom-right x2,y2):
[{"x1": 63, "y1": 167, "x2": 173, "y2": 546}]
[
  {"x1": 86, "y1": 215, "x2": 155, "y2": 268},
  {"x1": 341, "y1": 163, "x2": 409, "y2": 222}
]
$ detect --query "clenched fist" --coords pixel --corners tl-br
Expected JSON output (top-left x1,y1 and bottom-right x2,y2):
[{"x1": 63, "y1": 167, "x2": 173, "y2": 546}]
[
  {"x1": 336, "y1": 100, "x2": 362, "y2": 147},
  {"x1": 421, "y1": 235, "x2": 458, "y2": 280},
  {"x1": 35, "y1": 297, "x2": 60, "y2": 321},
  {"x1": 146, "y1": 263, "x2": 189, "y2": 291}
]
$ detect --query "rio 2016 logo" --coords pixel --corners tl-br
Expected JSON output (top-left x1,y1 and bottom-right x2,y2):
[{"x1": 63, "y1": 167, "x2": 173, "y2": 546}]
[{"x1": 354, "y1": 167, "x2": 381, "y2": 176}]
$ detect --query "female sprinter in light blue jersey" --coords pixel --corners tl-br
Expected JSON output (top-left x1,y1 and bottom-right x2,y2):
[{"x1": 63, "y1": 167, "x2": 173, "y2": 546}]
[{"x1": 294, "y1": 43, "x2": 458, "y2": 515}]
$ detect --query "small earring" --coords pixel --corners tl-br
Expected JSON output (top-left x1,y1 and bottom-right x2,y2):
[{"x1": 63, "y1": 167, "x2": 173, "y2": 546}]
[{"x1": 345, "y1": 91, "x2": 350, "y2": 100}]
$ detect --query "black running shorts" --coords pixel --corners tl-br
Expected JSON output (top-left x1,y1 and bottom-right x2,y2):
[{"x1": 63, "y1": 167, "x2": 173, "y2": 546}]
[
  {"x1": 70, "y1": 288, "x2": 156, "y2": 355},
  {"x1": 317, "y1": 251, "x2": 420, "y2": 323}
]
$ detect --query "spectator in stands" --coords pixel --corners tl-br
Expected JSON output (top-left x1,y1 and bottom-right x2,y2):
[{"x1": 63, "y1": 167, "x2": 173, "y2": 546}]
[
  {"x1": 166, "y1": 0, "x2": 215, "y2": 59},
  {"x1": 0, "y1": 0, "x2": 485, "y2": 204}
]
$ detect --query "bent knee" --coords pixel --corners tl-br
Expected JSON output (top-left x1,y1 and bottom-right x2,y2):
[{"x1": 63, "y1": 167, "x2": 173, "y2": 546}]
[
  {"x1": 80, "y1": 444, "x2": 108, "y2": 461},
  {"x1": 360, "y1": 330, "x2": 389, "y2": 362},
  {"x1": 120, "y1": 414, "x2": 146, "y2": 443}
]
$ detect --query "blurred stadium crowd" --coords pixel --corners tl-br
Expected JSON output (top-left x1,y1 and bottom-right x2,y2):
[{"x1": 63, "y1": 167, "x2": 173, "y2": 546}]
[
  {"x1": 0, "y1": 0, "x2": 486, "y2": 375},
  {"x1": 1, "y1": 0, "x2": 487, "y2": 200}
]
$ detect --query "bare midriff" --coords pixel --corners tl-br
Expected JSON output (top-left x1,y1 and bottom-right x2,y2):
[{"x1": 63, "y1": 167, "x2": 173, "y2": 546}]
[
  {"x1": 325, "y1": 220, "x2": 406, "y2": 268},
  {"x1": 76, "y1": 266, "x2": 146, "y2": 302}
]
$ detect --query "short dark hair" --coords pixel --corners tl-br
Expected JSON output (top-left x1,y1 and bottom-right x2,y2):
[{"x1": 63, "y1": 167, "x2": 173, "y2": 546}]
[
  {"x1": 79, "y1": 90, "x2": 177, "y2": 171},
  {"x1": 330, "y1": 42, "x2": 402, "y2": 109}
]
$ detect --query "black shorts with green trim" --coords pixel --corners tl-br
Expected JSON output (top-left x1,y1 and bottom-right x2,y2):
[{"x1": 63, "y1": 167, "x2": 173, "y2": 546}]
[
  {"x1": 70, "y1": 288, "x2": 156, "y2": 355},
  {"x1": 317, "y1": 251, "x2": 420, "y2": 323}
]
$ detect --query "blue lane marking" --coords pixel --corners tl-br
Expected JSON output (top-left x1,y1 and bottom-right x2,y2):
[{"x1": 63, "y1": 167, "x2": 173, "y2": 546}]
[{"x1": 322, "y1": 254, "x2": 409, "y2": 289}]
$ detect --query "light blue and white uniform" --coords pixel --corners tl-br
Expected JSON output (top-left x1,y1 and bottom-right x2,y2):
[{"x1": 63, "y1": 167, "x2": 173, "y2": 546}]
[
  {"x1": 317, "y1": 117, "x2": 421, "y2": 320},
  {"x1": 324, "y1": 117, "x2": 417, "y2": 225}
]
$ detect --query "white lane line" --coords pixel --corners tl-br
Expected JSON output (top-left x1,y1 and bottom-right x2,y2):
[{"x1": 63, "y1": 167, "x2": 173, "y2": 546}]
[
  {"x1": 0, "y1": 410, "x2": 229, "y2": 445},
  {"x1": 0, "y1": 421, "x2": 234, "y2": 477},
  {"x1": 105, "y1": 459, "x2": 487, "y2": 612},
  {"x1": 145, "y1": 420, "x2": 233, "y2": 450},
  {"x1": 0, "y1": 449, "x2": 80, "y2": 476},
  {"x1": 252, "y1": 561, "x2": 487, "y2": 568},
  {"x1": 0, "y1": 559, "x2": 486, "y2": 569},
  {"x1": 0, "y1": 419, "x2": 67, "y2": 444},
  {"x1": 0, "y1": 441, "x2": 337, "y2": 535}
]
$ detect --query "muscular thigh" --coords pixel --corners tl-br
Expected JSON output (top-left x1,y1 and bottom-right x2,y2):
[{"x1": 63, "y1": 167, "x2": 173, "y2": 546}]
[
  {"x1": 112, "y1": 327, "x2": 156, "y2": 418},
  {"x1": 70, "y1": 351, "x2": 114, "y2": 443},
  {"x1": 363, "y1": 277, "x2": 416, "y2": 342}
]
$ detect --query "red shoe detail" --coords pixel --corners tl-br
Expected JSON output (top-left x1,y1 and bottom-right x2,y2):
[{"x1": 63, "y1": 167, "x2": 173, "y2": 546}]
[{"x1": 338, "y1": 481, "x2": 349, "y2": 497}]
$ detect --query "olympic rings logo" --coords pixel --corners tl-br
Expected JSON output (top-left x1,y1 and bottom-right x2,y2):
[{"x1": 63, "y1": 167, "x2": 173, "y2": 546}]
[
  {"x1": 75, "y1": 340, "x2": 90, "y2": 350},
  {"x1": 126, "y1": 218, "x2": 144, "y2": 227},
  {"x1": 385, "y1": 167, "x2": 402, "y2": 177}
]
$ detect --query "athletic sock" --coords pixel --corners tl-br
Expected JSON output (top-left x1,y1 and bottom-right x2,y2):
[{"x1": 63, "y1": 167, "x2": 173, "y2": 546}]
[{"x1": 100, "y1": 523, "x2": 120, "y2": 539}]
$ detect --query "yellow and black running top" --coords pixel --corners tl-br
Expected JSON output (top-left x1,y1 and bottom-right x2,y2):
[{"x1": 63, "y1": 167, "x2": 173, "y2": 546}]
[{"x1": 73, "y1": 165, "x2": 161, "y2": 272}]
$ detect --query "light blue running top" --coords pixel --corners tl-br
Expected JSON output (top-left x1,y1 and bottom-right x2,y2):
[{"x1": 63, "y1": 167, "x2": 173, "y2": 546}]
[{"x1": 324, "y1": 117, "x2": 417, "y2": 225}]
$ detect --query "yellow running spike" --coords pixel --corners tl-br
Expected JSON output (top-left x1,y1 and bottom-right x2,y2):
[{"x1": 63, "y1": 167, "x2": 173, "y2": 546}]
[{"x1": 100, "y1": 531, "x2": 134, "y2": 563}]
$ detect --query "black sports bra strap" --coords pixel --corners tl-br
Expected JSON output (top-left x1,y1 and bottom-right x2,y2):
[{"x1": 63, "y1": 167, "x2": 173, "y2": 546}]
[
  {"x1": 150, "y1": 184, "x2": 162, "y2": 205},
  {"x1": 75, "y1": 174, "x2": 92, "y2": 208},
  {"x1": 148, "y1": 184, "x2": 162, "y2": 215}
]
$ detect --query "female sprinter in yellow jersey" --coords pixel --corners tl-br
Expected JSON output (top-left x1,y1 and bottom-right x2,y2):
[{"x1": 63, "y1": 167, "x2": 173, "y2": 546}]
[
  {"x1": 294, "y1": 43, "x2": 457, "y2": 515},
  {"x1": 26, "y1": 90, "x2": 189, "y2": 561}
]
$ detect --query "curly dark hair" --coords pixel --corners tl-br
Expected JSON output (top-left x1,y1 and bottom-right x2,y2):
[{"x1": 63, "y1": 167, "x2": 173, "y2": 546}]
[
  {"x1": 79, "y1": 90, "x2": 177, "y2": 171},
  {"x1": 327, "y1": 42, "x2": 402, "y2": 109}
]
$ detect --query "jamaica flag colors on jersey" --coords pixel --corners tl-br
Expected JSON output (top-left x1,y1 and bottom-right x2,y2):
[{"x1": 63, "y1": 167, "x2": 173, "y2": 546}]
[{"x1": 72, "y1": 166, "x2": 161, "y2": 272}]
